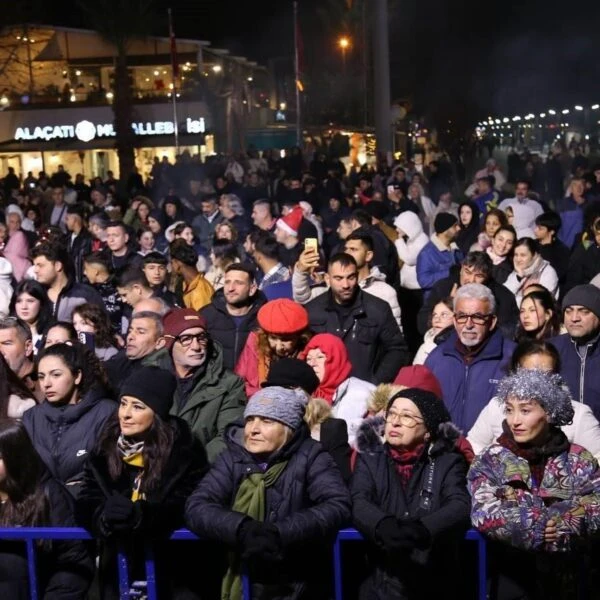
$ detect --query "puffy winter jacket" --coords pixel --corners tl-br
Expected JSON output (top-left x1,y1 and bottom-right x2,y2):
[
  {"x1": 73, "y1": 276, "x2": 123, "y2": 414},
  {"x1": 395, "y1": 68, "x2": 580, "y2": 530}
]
[
  {"x1": 185, "y1": 423, "x2": 351, "y2": 600},
  {"x1": 425, "y1": 329, "x2": 515, "y2": 432},
  {"x1": 200, "y1": 289, "x2": 267, "y2": 370},
  {"x1": 306, "y1": 289, "x2": 409, "y2": 384},
  {"x1": 469, "y1": 440, "x2": 600, "y2": 551},
  {"x1": 143, "y1": 342, "x2": 246, "y2": 461},
  {"x1": 52, "y1": 277, "x2": 106, "y2": 323},
  {"x1": 330, "y1": 376, "x2": 375, "y2": 447},
  {"x1": 22, "y1": 387, "x2": 116, "y2": 497},
  {"x1": 550, "y1": 333, "x2": 600, "y2": 421},
  {"x1": 351, "y1": 417, "x2": 471, "y2": 599},
  {"x1": 416, "y1": 236, "x2": 462, "y2": 292},
  {"x1": 394, "y1": 211, "x2": 430, "y2": 290}
]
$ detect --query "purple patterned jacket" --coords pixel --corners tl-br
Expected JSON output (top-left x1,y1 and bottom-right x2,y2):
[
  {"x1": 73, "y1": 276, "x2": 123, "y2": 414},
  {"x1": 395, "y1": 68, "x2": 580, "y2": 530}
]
[{"x1": 468, "y1": 442, "x2": 600, "y2": 551}]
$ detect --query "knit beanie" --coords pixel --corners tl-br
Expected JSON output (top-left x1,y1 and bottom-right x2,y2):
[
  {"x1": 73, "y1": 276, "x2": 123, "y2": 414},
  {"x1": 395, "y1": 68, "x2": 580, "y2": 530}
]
[
  {"x1": 244, "y1": 386, "x2": 308, "y2": 431},
  {"x1": 276, "y1": 205, "x2": 303, "y2": 237},
  {"x1": 434, "y1": 212, "x2": 458, "y2": 235},
  {"x1": 163, "y1": 308, "x2": 208, "y2": 348},
  {"x1": 386, "y1": 387, "x2": 451, "y2": 436},
  {"x1": 262, "y1": 358, "x2": 321, "y2": 395},
  {"x1": 394, "y1": 365, "x2": 443, "y2": 400},
  {"x1": 120, "y1": 366, "x2": 176, "y2": 419},
  {"x1": 562, "y1": 284, "x2": 600, "y2": 319},
  {"x1": 257, "y1": 299, "x2": 309, "y2": 335}
]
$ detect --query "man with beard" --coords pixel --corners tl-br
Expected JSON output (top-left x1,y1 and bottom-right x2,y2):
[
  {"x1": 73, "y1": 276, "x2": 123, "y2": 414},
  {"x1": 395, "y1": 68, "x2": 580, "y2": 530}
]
[
  {"x1": 143, "y1": 308, "x2": 245, "y2": 461},
  {"x1": 200, "y1": 264, "x2": 266, "y2": 370},
  {"x1": 425, "y1": 283, "x2": 515, "y2": 432},
  {"x1": 305, "y1": 253, "x2": 408, "y2": 384}
]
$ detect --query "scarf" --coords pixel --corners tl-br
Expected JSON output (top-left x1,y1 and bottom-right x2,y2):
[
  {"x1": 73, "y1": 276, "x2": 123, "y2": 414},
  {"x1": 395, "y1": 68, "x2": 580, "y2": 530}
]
[
  {"x1": 513, "y1": 254, "x2": 547, "y2": 295},
  {"x1": 221, "y1": 460, "x2": 289, "y2": 600},
  {"x1": 299, "y1": 334, "x2": 352, "y2": 403},
  {"x1": 387, "y1": 444, "x2": 425, "y2": 489},
  {"x1": 117, "y1": 435, "x2": 145, "y2": 502},
  {"x1": 486, "y1": 246, "x2": 506, "y2": 266},
  {"x1": 497, "y1": 423, "x2": 570, "y2": 490}
]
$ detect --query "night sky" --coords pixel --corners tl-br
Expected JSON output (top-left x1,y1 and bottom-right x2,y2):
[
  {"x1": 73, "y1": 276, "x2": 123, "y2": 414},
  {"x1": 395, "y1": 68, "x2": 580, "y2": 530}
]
[{"x1": 3, "y1": 0, "x2": 600, "y2": 128}]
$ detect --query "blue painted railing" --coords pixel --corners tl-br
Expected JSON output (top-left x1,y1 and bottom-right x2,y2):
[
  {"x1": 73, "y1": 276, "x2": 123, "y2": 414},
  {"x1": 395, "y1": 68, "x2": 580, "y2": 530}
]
[{"x1": 0, "y1": 527, "x2": 487, "y2": 600}]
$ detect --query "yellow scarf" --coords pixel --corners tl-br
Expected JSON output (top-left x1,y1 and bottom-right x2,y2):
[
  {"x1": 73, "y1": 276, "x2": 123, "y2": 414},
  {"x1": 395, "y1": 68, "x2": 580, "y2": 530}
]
[{"x1": 121, "y1": 452, "x2": 145, "y2": 502}]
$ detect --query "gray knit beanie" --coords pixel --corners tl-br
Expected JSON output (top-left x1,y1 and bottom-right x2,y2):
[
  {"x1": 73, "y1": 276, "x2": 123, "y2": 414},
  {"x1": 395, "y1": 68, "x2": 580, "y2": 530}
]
[
  {"x1": 562, "y1": 284, "x2": 600, "y2": 319},
  {"x1": 244, "y1": 386, "x2": 308, "y2": 431},
  {"x1": 496, "y1": 369, "x2": 574, "y2": 426}
]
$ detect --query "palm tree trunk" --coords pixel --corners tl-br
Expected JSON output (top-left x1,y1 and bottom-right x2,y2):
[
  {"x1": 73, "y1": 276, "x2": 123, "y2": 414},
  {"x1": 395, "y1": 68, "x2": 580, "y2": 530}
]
[{"x1": 113, "y1": 50, "x2": 136, "y2": 181}]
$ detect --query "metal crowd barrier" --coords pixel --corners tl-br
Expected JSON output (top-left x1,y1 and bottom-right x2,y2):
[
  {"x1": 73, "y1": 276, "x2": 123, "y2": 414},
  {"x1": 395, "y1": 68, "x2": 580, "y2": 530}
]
[{"x1": 0, "y1": 527, "x2": 487, "y2": 600}]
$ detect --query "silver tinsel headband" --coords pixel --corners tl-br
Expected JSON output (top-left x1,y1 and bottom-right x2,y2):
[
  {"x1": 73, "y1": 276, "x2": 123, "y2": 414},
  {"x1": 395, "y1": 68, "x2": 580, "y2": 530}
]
[{"x1": 495, "y1": 369, "x2": 575, "y2": 427}]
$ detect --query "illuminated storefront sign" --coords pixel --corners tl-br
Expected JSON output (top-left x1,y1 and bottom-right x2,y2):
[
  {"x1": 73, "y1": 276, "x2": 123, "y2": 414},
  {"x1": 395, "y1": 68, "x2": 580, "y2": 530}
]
[{"x1": 14, "y1": 117, "x2": 206, "y2": 142}]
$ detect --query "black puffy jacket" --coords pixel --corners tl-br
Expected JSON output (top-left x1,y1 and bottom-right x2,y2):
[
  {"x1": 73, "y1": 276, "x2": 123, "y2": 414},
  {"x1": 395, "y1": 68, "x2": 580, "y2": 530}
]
[
  {"x1": 200, "y1": 290, "x2": 267, "y2": 370},
  {"x1": 23, "y1": 388, "x2": 116, "y2": 497},
  {"x1": 306, "y1": 288, "x2": 409, "y2": 384},
  {"x1": 185, "y1": 422, "x2": 351, "y2": 600},
  {"x1": 0, "y1": 476, "x2": 94, "y2": 599},
  {"x1": 351, "y1": 417, "x2": 471, "y2": 600}
]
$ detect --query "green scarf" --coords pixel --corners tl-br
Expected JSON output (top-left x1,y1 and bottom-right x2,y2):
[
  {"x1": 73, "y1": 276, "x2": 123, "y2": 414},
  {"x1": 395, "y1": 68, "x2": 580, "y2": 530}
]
[{"x1": 221, "y1": 460, "x2": 289, "y2": 600}]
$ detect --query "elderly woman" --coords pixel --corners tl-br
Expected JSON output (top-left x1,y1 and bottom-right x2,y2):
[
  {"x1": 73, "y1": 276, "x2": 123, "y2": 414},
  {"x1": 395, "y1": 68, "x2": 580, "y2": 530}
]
[
  {"x1": 185, "y1": 386, "x2": 351, "y2": 600},
  {"x1": 469, "y1": 369, "x2": 600, "y2": 598},
  {"x1": 352, "y1": 388, "x2": 471, "y2": 599}
]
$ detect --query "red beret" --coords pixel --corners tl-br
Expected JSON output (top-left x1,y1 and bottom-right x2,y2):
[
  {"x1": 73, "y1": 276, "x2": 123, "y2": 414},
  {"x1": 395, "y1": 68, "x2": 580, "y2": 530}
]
[
  {"x1": 257, "y1": 299, "x2": 309, "y2": 335},
  {"x1": 394, "y1": 365, "x2": 443, "y2": 400}
]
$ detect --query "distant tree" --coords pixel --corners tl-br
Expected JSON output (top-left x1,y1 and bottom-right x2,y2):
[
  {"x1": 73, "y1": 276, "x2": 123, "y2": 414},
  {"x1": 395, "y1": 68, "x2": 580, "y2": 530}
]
[{"x1": 77, "y1": 0, "x2": 157, "y2": 181}]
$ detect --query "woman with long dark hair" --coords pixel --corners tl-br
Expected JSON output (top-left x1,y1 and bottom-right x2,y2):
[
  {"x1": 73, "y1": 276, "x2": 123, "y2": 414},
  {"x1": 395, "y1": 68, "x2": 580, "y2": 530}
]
[
  {"x1": 77, "y1": 366, "x2": 207, "y2": 599},
  {"x1": 9, "y1": 279, "x2": 52, "y2": 353},
  {"x1": 0, "y1": 419, "x2": 93, "y2": 598},
  {"x1": 0, "y1": 353, "x2": 36, "y2": 419},
  {"x1": 22, "y1": 343, "x2": 115, "y2": 497},
  {"x1": 515, "y1": 289, "x2": 561, "y2": 342},
  {"x1": 72, "y1": 303, "x2": 120, "y2": 361}
]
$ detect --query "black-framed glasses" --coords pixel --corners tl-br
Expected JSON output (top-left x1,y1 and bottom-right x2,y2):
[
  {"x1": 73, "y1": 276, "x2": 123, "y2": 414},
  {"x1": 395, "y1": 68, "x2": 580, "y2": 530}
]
[
  {"x1": 454, "y1": 313, "x2": 492, "y2": 326},
  {"x1": 176, "y1": 332, "x2": 209, "y2": 347}
]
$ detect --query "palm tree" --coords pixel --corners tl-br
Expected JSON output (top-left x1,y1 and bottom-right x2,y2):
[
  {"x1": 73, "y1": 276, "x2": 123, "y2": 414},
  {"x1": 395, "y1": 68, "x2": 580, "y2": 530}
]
[{"x1": 77, "y1": 0, "x2": 157, "y2": 182}]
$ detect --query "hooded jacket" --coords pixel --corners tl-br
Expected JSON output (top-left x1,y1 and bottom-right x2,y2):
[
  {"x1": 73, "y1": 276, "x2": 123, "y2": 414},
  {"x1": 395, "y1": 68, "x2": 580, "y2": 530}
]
[
  {"x1": 3, "y1": 230, "x2": 31, "y2": 282},
  {"x1": 143, "y1": 342, "x2": 246, "y2": 462},
  {"x1": 416, "y1": 235, "x2": 462, "y2": 292},
  {"x1": 351, "y1": 416, "x2": 471, "y2": 599},
  {"x1": 22, "y1": 387, "x2": 116, "y2": 497},
  {"x1": 185, "y1": 422, "x2": 351, "y2": 600},
  {"x1": 455, "y1": 201, "x2": 481, "y2": 255},
  {"x1": 394, "y1": 211, "x2": 429, "y2": 290},
  {"x1": 200, "y1": 289, "x2": 267, "y2": 370},
  {"x1": 425, "y1": 329, "x2": 515, "y2": 432}
]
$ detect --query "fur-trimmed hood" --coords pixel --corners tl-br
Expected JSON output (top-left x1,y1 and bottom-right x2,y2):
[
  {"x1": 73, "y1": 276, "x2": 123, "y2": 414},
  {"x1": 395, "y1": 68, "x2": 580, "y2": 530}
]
[{"x1": 355, "y1": 414, "x2": 462, "y2": 458}]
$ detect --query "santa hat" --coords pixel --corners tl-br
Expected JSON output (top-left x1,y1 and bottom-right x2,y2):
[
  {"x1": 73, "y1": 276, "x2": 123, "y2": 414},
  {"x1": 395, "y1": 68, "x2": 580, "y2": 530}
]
[{"x1": 276, "y1": 205, "x2": 303, "y2": 237}]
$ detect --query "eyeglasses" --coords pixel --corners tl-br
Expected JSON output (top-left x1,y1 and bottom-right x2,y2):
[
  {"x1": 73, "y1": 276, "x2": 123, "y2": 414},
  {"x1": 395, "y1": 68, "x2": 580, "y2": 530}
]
[
  {"x1": 176, "y1": 332, "x2": 209, "y2": 347},
  {"x1": 454, "y1": 313, "x2": 492, "y2": 326},
  {"x1": 386, "y1": 411, "x2": 424, "y2": 428},
  {"x1": 432, "y1": 311, "x2": 453, "y2": 321}
]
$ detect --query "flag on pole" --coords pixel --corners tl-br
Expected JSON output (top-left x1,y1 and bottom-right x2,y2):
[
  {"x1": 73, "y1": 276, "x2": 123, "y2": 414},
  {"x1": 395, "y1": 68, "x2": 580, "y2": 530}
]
[{"x1": 168, "y1": 8, "x2": 179, "y2": 79}]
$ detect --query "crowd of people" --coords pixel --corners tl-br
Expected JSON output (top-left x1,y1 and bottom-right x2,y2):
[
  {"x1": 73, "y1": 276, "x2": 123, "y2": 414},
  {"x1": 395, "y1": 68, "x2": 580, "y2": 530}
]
[{"x1": 0, "y1": 142, "x2": 600, "y2": 599}]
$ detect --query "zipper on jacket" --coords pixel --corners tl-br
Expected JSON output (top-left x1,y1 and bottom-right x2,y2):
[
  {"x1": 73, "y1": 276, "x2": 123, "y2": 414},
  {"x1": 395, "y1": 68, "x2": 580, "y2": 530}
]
[
  {"x1": 462, "y1": 364, "x2": 470, "y2": 426},
  {"x1": 575, "y1": 341, "x2": 589, "y2": 404}
]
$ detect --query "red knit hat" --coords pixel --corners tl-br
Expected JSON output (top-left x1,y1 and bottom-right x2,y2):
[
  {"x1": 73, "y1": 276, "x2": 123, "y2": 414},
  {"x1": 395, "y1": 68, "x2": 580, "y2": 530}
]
[
  {"x1": 163, "y1": 308, "x2": 207, "y2": 347},
  {"x1": 257, "y1": 299, "x2": 309, "y2": 335},
  {"x1": 393, "y1": 365, "x2": 443, "y2": 400},
  {"x1": 276, "y1": 205, "x2": 303, "y2": 237}
]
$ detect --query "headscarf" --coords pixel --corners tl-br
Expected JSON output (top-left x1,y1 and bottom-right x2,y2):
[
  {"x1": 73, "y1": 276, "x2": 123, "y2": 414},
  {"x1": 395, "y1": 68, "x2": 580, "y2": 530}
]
[{"x1": 299, "y1": 333, "x2": 352, "y2": 403}]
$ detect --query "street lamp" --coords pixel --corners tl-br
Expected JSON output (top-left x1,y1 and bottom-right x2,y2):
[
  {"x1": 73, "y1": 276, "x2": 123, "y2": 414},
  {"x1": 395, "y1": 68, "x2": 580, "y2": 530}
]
[{"x1": 338, "y1": 36, "x2": 350, "y2": 72}]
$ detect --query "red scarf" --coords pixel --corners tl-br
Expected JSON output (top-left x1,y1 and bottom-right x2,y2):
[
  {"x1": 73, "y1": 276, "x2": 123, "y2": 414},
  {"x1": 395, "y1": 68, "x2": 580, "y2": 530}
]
[
  {"x1": 299, "y1": 333, "x2": 352, "y2": 403},
  {"x1": 387, "y1": 444, "x2": 426, "y2": 489}
]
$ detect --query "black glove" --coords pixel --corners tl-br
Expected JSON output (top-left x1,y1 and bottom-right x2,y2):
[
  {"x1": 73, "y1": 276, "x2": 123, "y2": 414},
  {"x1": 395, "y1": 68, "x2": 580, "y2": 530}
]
[
  {"x1": 237, "y1": 520, "x2": 282, "y2": 562},
  {"x1": 376, "y1": 516, "x2": 410, "y2": 552},
  {"x1": 396, "y1": 519, "x2": 431, "y2": 550},
  {"x1": 103, "y1": 495, "x2": 135, "y2": 525}
]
